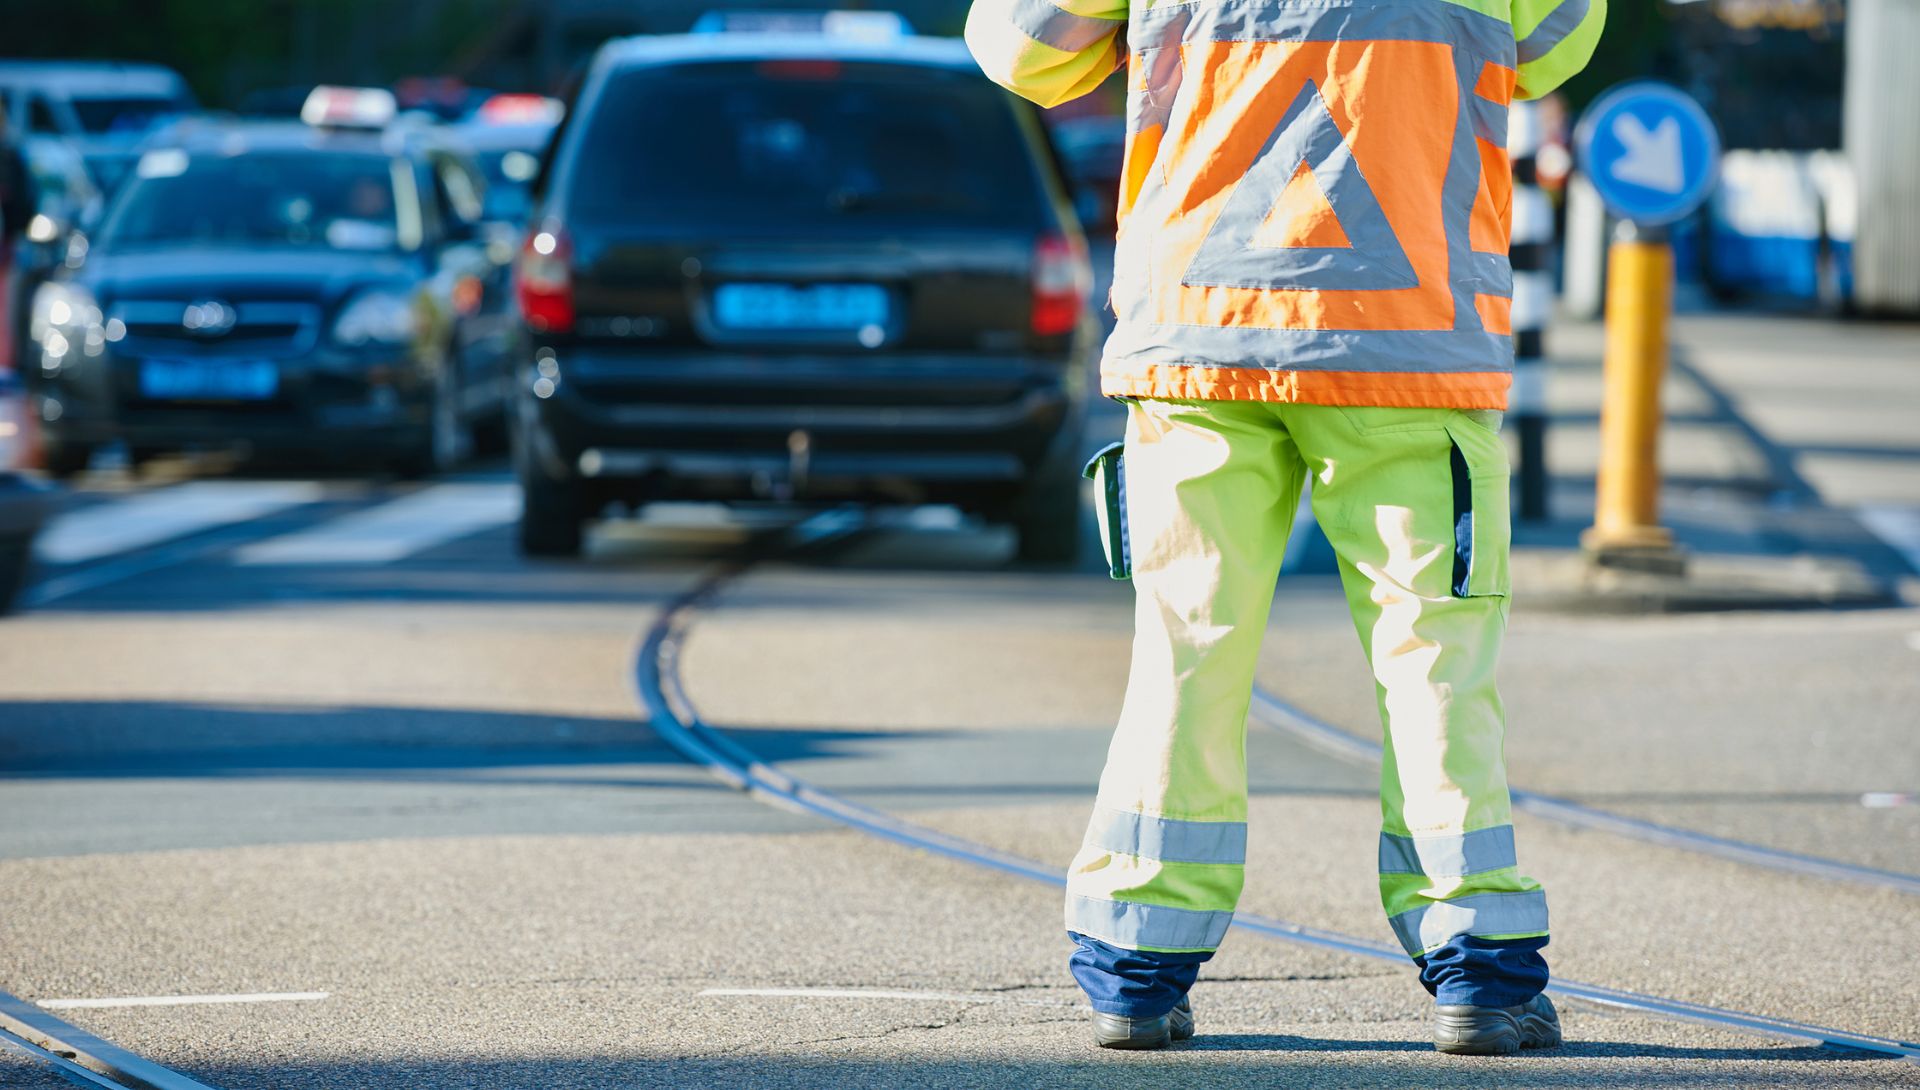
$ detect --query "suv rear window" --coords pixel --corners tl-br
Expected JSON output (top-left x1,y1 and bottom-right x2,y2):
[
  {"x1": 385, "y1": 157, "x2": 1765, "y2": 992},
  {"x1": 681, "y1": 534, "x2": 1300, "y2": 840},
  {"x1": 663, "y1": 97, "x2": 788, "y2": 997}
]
[{"x1": 564, "y1": 60, "x2": 1050, "y2": 229}]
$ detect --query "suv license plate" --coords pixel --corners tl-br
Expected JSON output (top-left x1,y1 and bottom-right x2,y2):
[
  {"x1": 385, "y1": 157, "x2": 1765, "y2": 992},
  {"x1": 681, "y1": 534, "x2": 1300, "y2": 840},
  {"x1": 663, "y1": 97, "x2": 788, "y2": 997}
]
[{"x1": 712, "y1": 283, "x2": 888, "y2": 332}]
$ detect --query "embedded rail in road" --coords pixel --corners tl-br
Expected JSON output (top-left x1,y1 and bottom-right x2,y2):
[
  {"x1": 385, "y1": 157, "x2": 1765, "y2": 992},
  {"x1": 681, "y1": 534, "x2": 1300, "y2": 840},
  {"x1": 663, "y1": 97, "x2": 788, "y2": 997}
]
[
  {"x1": 1247, "y1": 689, "x2": 1920, "y2": 898},
  {"x1": 634, "y1": 519, "x2": 1920, "y2": 1065},
  {"x1": 0, "y1": 988, "x2": 219, "y2": 1090}
]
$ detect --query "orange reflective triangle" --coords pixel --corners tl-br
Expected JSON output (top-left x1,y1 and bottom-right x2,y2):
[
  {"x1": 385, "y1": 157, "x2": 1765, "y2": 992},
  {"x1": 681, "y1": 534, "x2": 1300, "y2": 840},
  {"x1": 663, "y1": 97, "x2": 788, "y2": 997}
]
[{"x1": 1253, "y1": 161, "x2": 1352, "y2": 250}]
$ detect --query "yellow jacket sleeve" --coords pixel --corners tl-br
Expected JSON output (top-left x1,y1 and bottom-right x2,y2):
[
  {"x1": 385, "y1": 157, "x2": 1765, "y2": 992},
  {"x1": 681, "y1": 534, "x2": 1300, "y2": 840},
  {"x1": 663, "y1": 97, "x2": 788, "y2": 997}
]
[
  {"x1": 1511, "y1": 0, "x2": 1606, "y2": 101},
  {"x1": 964, "y1": 0, "x2": 1129, "y2": 109}
]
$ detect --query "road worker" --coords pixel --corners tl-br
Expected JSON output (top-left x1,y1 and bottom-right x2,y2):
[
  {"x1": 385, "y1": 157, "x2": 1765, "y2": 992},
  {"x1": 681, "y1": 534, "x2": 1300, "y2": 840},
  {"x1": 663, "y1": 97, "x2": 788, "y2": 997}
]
[{"x1": 966, "y1": 0, "x2": 1603, "y2": 1054}]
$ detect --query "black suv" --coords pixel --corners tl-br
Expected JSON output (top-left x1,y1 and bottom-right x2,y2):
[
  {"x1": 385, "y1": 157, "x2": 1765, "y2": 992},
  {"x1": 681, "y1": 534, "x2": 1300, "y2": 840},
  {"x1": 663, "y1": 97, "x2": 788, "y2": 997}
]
[{"x1": 511, "y1": 30, "x2": 1094, "y2": 560}]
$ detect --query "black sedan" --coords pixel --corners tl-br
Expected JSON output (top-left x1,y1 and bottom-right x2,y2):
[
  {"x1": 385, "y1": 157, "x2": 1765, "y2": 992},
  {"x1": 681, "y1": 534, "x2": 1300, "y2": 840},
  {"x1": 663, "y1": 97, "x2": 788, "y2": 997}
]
[{"x1": 24, "y1": 121, "x2": 512, "y2": 476}]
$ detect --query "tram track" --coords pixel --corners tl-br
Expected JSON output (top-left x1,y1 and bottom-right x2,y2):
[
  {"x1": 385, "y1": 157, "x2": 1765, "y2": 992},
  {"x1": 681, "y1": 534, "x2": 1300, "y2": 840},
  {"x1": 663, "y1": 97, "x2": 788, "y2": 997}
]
[
  {"x1": 0, "y1": 988, "x2": 218, "y2": 1090},
  {"x1": 1247, "y1": 689, "x2": 1920, "y2": 897},
  {"x1": 637, "y1": 521, "x2": 1920, "y2": 1064}
]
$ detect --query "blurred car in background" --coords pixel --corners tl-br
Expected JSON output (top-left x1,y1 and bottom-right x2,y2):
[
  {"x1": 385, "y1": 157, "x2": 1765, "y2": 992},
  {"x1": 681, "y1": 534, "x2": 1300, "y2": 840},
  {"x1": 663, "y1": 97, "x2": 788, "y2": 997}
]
[
  {"x1": 1048, "y1": 115, "x2": 1123, "y2": 236},
  {"x1": 0, "y1": 61, "x2": 196, "y2": 193},
  {"x1": 7, "y1": 135, "x2": 103, "y2": 369},
  {"x1": 511, "y1": 22, "x2": 1094, "y2": 561},
  {"x1": 236, "y1": 84, "x2": 320, "y2": 120},
  {"x1": 394, "y1": 76, "x2": 489, "y2": 123},
  {"x1": 0, "y1": 359, "x2": 50, "y2": 616},
  {"x1": 450, "y1": 94, "x2": 562, "y2": 259},
  {"x1": 23, "y1": 88, "x2": 514, "y2": 477}
]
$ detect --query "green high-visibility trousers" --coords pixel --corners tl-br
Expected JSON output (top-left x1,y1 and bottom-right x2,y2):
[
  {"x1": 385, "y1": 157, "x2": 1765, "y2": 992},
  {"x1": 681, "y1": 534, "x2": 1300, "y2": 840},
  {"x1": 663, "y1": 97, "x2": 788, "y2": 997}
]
[{"x1": 1068, "y1": 398, "x2": 1548, "y2": 959}]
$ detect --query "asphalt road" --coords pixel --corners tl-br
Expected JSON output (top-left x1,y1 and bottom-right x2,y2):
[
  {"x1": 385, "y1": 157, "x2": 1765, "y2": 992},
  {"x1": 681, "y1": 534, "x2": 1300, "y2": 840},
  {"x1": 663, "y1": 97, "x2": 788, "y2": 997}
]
[{"x1": 1, "y1": 432, "x2": 1918, "y2": 1088}]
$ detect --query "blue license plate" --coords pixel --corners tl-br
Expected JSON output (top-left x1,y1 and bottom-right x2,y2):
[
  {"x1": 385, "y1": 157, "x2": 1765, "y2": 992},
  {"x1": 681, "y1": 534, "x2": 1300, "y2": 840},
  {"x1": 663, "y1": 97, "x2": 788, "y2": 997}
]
[
  {"x1": 140, "y1": 359, "x2": 280, "y2": 401},
  {"x1": 712, "y1": 283, "x2": 889, "y2": 331}
]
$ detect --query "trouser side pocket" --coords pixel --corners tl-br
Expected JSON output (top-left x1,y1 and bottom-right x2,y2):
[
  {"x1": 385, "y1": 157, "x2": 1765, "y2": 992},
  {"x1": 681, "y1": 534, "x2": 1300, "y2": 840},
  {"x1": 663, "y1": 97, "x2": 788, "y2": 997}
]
[
  {"x1": 1442, "y1": 414, "x2": 1512, "y2": 598},
  {"x1": 1083, "y1": 441, "x2": 1130, "y2": 581}
]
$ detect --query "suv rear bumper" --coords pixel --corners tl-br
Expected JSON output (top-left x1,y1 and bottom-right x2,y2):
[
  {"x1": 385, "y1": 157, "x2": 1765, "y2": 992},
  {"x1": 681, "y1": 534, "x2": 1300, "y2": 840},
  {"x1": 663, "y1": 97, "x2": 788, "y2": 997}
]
[{"x1": 523, "y1": 350, "x2": 1084, "y2": 501}]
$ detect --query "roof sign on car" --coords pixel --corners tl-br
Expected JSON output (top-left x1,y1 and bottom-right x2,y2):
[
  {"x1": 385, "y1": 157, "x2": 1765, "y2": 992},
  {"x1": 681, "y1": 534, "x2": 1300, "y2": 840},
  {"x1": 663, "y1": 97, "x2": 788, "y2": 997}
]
[
  {"x1": 476, "y1": 93, "x2": 564, "y2": 126},
  {"x1": 690, "y1": 9, "x2": 912, "y2": 39},
  {"x1": 301, "y1": 85, "x2": 399, "y2": 130}
]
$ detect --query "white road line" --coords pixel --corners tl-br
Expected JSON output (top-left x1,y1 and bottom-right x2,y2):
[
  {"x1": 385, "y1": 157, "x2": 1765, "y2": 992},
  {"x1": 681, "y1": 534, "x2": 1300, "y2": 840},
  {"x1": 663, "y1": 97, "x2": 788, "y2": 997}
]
[
  {"x1": 36, "y1": 992, "x2": 329, "y2": 1011},
  {"x1": 1904, "y1": 631, "x2": 1920, "y2": 653},
  {"x1": 1859, "y1": 504, "x2": 1920, "y2": 575},
  {"x1": 698, "y1": 987, "x2": 1079, "y2": 1009},
  {"x1": 235, "y1": 482, "x2": 517, "y2": 565},
  {"x1": 34, "y1": 481, "x2": 325, "y2": 564}
]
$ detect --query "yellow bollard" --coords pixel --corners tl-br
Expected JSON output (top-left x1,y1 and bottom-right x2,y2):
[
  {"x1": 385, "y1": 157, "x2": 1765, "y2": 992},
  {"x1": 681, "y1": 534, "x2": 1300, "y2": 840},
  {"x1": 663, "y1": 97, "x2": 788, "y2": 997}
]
[{"x1": 1581, "y1": 225, "x2": 1686, "y2": 573}]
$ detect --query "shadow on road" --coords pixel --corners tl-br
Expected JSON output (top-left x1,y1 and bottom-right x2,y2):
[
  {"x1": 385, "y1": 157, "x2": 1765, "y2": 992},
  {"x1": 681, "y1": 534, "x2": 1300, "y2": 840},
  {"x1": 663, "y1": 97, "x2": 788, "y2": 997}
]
[{"x1": 0, "y1": 701, "x2": 911, "y2": 783}]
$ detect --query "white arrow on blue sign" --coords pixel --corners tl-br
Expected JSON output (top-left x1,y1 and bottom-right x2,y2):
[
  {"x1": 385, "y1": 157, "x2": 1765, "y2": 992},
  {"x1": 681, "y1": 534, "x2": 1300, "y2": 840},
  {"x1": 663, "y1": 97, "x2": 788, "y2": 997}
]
[{"x1": 1574, "y1": 81, "x2": 1722, "y2": 226}]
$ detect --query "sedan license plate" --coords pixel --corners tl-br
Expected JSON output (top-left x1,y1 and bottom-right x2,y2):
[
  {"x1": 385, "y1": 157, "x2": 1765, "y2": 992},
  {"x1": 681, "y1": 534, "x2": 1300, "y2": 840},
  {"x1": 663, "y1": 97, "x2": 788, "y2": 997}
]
[
  {"x1": 712, "y1": 283, "x2": 888, "y2": 332},
  {"x1": 140, "y1": 359, "x2": 280, "y2": 401}
]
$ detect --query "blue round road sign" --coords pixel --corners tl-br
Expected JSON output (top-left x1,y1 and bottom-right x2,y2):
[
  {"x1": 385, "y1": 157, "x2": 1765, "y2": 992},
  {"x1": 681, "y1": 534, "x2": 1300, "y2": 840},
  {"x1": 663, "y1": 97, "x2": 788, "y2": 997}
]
[{"x1": 1575, "y1": 81, "x2": 1721, "y2": 226}]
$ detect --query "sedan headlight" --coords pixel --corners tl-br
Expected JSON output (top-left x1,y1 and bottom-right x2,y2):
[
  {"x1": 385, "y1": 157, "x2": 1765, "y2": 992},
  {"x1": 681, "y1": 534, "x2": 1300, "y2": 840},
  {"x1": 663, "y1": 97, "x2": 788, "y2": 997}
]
[
  {"x1": 31, "y1": 283, "x2": 104, "y2": 367},
  {"x1": 332, "y1": 290, "x2": 421, "y2": 347}
]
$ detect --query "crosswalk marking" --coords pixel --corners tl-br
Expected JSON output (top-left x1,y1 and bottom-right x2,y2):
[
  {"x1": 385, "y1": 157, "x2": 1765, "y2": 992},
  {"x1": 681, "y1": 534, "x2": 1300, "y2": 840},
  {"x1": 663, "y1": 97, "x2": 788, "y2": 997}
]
[
  {"x1": 234, "y1": 482, "x2": 518, "y2": 565},
  {"x1": 34, "y1": 481, "x2": 325, "y2": 564}
]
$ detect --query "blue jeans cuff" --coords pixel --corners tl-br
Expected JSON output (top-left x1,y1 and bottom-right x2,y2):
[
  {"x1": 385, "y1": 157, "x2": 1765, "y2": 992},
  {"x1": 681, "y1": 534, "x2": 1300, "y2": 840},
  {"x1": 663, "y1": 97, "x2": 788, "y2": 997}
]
[
  {"x1": 1068, "y1": 931, "x2": 1210, "y2": 1018},
  {"x1": 1417, "y1": 934, "x2": 1550, "y2": 1009},
  {"x1": 1433, "y1": 983, "x2": 1544, "y2": 1008}
]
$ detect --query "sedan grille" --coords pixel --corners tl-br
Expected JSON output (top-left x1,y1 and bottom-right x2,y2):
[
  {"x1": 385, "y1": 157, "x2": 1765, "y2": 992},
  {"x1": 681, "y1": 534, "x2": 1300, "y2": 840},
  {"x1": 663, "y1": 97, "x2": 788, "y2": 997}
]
[{"x1": 111, "y1": 300, "x2": 322, "y2": 356}]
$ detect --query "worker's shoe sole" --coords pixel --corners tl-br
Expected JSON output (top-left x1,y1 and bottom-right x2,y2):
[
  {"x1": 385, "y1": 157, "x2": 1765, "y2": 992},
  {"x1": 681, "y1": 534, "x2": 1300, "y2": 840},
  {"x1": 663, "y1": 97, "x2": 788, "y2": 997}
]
[
  {"x1": 1433, "y1": 993, "x2": 1561, "y2": 1055},
  {"x1": 1093, "y1": 996, "x2": 1194, "y2": 1050}
]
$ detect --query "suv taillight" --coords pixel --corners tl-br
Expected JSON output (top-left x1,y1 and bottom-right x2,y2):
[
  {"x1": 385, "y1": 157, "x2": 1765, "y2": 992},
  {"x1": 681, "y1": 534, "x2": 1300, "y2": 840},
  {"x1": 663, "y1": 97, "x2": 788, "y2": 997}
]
[
  {"x1": 1031, "y1": 232, "x2": 1089, "y2": 337},
  {"x1": 515, "y1": 224, "x2": 574, "y2": 334}
]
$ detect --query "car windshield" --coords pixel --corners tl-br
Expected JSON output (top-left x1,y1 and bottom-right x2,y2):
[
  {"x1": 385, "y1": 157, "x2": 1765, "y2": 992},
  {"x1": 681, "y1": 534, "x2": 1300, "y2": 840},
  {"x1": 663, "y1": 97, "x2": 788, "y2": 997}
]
[
  {"x1": 566, "y1": 61, "x2": 1048, "y2": 228},
  {"x1": 70, "y1": 94, "x2": 190, "y2": 135},
  {"x1": 99, "y1": 151, "x2": 411, "y2": 252}
]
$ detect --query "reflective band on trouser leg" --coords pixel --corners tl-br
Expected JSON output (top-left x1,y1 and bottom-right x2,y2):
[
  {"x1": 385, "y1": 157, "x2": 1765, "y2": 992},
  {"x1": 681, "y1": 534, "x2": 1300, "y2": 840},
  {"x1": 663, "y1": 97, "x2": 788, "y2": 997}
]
[
  {"x1": 1378, "y1": 825, "x2": 1516, "y2": 878},
  {"x1": 1275, "y1": 404, "x2": 1548, "y2": 959},
  {"x1": 1065, "y1": 400, "x2": 1306, "y2": 953},
  {"x1": 1085, "y1": 807, "x2": 1249, "y2": 865},
  {"x1": 1067, "y1": 892, "x2": 1237, "y2": 951},
  {"x1": 1386, "y1": 889, "x2": 1550, "y2": 957},
  {"x1": 1378, "y1": 825, "x2": 1546, "y2": 957}
]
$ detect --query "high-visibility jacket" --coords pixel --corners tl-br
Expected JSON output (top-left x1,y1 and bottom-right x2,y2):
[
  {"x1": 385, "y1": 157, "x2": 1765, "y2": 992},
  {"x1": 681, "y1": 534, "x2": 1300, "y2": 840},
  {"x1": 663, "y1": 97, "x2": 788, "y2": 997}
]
[{"x1": 966, "y1": 0, "x2": 1604, "y2": 409}]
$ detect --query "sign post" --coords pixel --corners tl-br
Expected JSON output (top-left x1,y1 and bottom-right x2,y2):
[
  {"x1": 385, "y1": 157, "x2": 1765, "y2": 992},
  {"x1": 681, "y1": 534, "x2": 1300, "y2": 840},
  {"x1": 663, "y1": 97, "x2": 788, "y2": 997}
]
[{"x1": 1573, "y1": 82, "x2": 1720, "y2": 572}]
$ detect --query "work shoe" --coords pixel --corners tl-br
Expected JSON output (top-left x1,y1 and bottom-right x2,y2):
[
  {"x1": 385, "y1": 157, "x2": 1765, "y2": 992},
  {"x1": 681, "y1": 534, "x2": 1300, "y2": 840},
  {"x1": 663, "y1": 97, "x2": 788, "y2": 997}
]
[
  {"x1": 1433, "y1": 993, "x2": 1562, "y2": 1055},
  {"x1": 1092, "y1": 996, "x2": 1195, "y2": 1050}
]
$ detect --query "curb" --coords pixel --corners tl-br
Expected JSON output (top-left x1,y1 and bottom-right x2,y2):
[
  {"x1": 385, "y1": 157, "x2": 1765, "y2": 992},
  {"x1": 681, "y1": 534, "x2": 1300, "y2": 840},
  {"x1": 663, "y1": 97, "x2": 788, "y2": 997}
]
[{"x1": 1512, "y1": 549, "x2": 1897, "y2": 613}]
